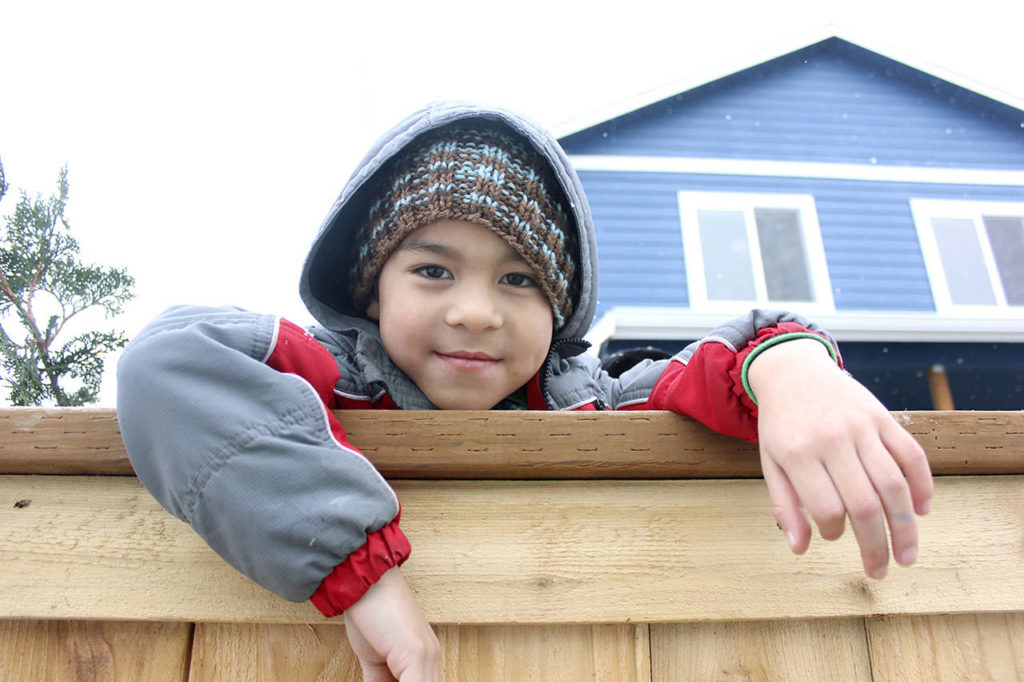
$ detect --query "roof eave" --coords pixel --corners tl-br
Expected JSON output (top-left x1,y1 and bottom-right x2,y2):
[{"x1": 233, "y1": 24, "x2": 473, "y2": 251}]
[{"x1": 553, "y1": 25, "x2": 1024, "y2": 139}]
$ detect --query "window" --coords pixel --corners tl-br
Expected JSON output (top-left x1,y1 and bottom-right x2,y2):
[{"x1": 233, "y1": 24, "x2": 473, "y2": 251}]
[
  {"x1": 678, "y1": 192, "x2": 834, "y2": 313},
  {"x1": 910, "y1": 199, "x2": 1024, "y2": 315}
]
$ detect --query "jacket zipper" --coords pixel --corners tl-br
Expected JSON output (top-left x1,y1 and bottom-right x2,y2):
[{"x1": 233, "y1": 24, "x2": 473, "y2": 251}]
[{"x1": 540, "y1": 337, "x2": 607, "y2": 410}]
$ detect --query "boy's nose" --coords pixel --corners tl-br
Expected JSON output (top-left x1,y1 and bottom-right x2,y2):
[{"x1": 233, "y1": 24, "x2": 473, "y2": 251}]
[{"x1": 444, "y1": 289, "x2": 502, "y2": 332}]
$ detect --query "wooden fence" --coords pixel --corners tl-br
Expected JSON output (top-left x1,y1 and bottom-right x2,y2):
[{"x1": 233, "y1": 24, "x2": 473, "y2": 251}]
[{"x1": 2, "y1": 408, "x2": 1023, "y2": 680}]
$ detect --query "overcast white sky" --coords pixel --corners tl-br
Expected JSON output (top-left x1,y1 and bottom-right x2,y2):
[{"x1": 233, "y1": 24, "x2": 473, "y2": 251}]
[{"x1": 2, "y1": 0, "x2": 1023, "y2": 404}]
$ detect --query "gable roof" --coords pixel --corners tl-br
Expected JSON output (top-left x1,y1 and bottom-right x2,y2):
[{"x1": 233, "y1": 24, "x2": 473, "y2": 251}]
[{"x1": 553, "y1": 28, "x2": 1024, "y2": 139}]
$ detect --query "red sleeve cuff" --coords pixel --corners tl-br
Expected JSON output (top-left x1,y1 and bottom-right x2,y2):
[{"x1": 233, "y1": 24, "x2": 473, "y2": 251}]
[
  {"x1": 737, "y1": 325, "x2": 842, "y2": 407},
  {"x1": 727, "y1": 324, "x2": 841, "y2": 435},
  {"x1": 309, "y1": 517, "x2": 412, "y2": 618}
]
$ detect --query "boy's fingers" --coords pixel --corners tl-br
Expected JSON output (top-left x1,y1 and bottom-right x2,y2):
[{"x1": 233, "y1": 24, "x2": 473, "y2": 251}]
[
  {"x1": 825, "y1": 448, "x2": 892, "y2": 578},
  {"x1": 881, "y1": 418, "x2": 934, "y2": 515},
  {"x1": 760, "y1": 450, "x2": 812, "y2": 554},
  {"x1": 359, "y1": 663, "x2": 396, "y2": 682},
  {"x1": 778, "y1": 454, "x2": 848, "y2": 543},
  {"x1": 857, "y1": 436, "x2": 920, "y2": 568}
]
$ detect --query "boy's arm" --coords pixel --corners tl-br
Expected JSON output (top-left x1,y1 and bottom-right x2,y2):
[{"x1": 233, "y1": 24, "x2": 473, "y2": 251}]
[
  {"x1": 618, "y1": 309, "x2": 837, "y2": 441},
  {"x1": 747, "y1": 338, "x2": 933, "y2": 578},
  {"x1": 116, "y1": 305, "x2": 407, "y2": 614},
  {"x1": 611, "y1": 309, "x2": 932, "y2": 578}
]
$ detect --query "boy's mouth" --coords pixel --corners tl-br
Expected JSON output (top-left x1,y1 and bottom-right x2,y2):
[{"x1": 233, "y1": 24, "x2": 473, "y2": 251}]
[{"x1": 436, "y1": 351, "x2": 499, "y2": 369}]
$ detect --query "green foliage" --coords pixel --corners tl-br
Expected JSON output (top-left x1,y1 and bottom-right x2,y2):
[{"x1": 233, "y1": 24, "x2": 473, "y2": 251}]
[{"x1": 0, "y1": 158, "x2": 135, "y2": 405}]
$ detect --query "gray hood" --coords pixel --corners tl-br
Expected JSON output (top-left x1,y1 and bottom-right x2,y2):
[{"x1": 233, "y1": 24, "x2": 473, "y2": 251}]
[{"x1": 299, "y1": 101, "x2": 598, "y2": 342}]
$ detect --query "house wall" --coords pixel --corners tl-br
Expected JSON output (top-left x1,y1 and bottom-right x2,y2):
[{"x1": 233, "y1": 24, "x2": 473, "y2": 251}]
[
  {"x1": 559, "y1": 39, "x2": 1024, "y2": 318},
  {"x1": 576, "y1": 169, "x2": 1024, "y2": 316}
]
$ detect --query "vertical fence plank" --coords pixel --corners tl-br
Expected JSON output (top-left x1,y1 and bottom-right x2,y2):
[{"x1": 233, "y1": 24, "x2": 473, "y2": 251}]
[
  {"x1": 0, "y1": 620, "x2": 191, "y2": 681},
  {"x1": 650, "y1": 619, "x2": 872, "y2": 681},
  {"x1": 866, "y1": 614, "x2": 1024, "y2": 681},
  {"x1": 189, "y1": 623, "x2": 361, "y2": 681},
  {"x1": 437, "y1": 624, "x2": 650, "y2": 682}
]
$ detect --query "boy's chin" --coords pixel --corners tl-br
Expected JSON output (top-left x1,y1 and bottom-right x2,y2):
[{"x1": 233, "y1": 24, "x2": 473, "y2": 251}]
[
  {"x1": 430, "y1": 397, "x2": 500, "y2": 410},
  {"x1": 425, "y1": 389, "x2": 504, "y2": 410}
]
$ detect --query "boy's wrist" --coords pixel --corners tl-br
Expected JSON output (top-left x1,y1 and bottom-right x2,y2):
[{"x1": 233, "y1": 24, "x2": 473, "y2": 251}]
[{"x1": 744, "y1": 335, "x2": 838, "y2": 405}]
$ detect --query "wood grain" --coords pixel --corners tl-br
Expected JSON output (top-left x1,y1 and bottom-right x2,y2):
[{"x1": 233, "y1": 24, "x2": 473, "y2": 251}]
[
  {"x1": 650, "y1": 619, "x2": 872, "y2": 681},
  {"x1": 437, "y1": 624, "x2": 650, "y2": 682},
  {"x1": 0, "y1": 620, "x2": 192, "y2": 681},
  {"x1": 0, "y1": 408, "x2": 129, "y2": 475},
  {"x1": 865, "y1": 613, "x2": 1024, "y2": 681},
  {"x1": 189, "y1": 623, "x2": 360, "y2": 681},
  {"x1": 2, "y1": 408, "x2": 1022, "y2": 477},
  {"x1": 187, "y1": 623, "x2": 648, "y2": 681},
  {"x1": 2, "y1": 474, "x2": 1021, "y2": 624}
]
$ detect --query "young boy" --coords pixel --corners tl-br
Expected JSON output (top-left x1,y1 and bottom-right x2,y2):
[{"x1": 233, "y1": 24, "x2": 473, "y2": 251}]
[{"x1": 117, "y1": 101, "x2": 933, "y2": 680}]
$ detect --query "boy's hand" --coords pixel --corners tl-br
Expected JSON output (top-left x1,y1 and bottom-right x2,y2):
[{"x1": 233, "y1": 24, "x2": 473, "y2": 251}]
[
  {"x1": 343, "y1": 566, "x2": 441, "y2": 681},
  {"x1": 747, "y1": 338, "x2": 934, "y2": 578}
]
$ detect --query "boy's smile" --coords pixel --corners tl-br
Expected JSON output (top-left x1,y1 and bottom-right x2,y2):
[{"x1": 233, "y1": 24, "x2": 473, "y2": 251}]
[{"x1": 366, "y1": 219, "x2": 554, "y2": 409}]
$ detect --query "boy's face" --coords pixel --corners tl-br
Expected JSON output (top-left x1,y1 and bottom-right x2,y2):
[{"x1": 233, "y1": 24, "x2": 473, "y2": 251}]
[{"x1": 366, "y1": 219, "x2": 554, "y2": 409}]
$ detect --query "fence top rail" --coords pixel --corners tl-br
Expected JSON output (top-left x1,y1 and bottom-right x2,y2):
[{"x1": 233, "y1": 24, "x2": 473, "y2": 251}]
[{"x1": 1, "y1": 407, "x2": 1022, "y2": 478}]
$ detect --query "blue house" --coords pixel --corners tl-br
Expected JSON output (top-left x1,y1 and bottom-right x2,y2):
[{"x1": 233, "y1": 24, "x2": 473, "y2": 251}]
[{"x1": 558, "y1": 35, "x2": 1024, "y2": 410}]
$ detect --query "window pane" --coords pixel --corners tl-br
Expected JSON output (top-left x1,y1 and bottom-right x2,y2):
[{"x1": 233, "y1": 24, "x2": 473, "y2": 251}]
[
  {"x1": 697, "y1": 209, "x2": 756, "y2": 300},
  {"x1": 983, "y1": 215, "x2": 1024, "y2": 306},
  {"x1": 931, "y1": 218, "x2": 996, "y2": 305},
  {"x1": 754, "y1": 208, "x2": 813, "y2": 301}
]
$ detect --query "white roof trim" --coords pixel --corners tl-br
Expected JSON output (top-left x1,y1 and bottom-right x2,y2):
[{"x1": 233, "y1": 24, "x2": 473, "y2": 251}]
[
  {"x1": 553, "y1": 26, "x2": 1024, "y2": 139},
  {"x1": 585, "y1": 307, "x2": 1024, "y2": 348},
  {"x1": 568, "y1": 155, "x2": 1024, "y2": 187}
]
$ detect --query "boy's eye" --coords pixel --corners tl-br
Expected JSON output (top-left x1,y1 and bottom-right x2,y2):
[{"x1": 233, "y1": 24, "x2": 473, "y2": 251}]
[
  {"x1": 501, "y1": 272, "x2": 538, "y2": 288},
  {"x1": 413, "y1": 265, "x2": 452, "y2": 280}
]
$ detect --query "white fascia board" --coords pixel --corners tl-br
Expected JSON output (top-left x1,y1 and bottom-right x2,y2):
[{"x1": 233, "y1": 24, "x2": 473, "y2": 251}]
[
  {"x1": 587, "y1": 307, "x2": 1024, "y2": 346},
  {"x1": 554, "y1": 26, "x2": 1024, "y2": 139},
  {"x1": 834, "y1": 26, "x2": 1024, "y2": 114},
  {"x1": 568, "y1": 155, "x2": 1024, "y2": 187}
]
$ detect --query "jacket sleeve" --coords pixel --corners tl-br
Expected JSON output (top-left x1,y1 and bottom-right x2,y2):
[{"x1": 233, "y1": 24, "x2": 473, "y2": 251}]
[
  {"x1": 610, "y1": 309, "x2": 842, "y2": 441},
  {"x1": 116, "y1": 305, "x2": 409, "y2": 617}
]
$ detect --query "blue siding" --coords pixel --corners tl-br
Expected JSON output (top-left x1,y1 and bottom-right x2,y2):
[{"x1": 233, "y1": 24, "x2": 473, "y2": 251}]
[
  {"x1": 561, "y1": 39, "x2": 1024, "y2": 170},
  {"x1": 578, "y1": 169, "x2": 1024, "y2": 318}
]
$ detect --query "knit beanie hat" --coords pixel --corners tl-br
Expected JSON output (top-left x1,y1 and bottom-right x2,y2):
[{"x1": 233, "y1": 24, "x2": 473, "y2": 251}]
[{"x1": 349, "y1": 125, "x2": 577, "y2": 329}]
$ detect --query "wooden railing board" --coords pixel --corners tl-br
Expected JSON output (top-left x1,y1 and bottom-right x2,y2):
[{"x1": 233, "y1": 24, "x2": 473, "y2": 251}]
[
  {"x1": 3, "y1": 474, "x2": 1022, "y2": 625},
  {"x1": 2, "y1": 408, "x2": 1023, "y2": 478},
  {"x1": 1, "y1": 408, "x2": 128, "y2": 475}
]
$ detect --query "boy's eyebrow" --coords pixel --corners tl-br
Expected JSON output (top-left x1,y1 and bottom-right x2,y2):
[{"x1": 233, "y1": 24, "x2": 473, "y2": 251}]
[
  {"x1": 398, "y1": 238, "x2": 529, "y2": 264},
  {"x1": 397, "y1": 240, "x2": 458, "y2": 258}
]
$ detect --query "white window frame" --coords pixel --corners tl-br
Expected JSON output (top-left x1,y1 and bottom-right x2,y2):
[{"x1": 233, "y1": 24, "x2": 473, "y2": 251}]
[
  {"x1": 910, "y1": 199, "x2": 1024, "y2": 318},
  {"x1": 678, "y1": 191, "x2": 834, "y2": 314}
]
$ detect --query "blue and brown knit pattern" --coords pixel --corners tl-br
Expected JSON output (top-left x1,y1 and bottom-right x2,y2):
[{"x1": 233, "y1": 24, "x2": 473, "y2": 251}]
[{"x1": 350, "y1": 125, "x2": 576, "y2": 329}]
